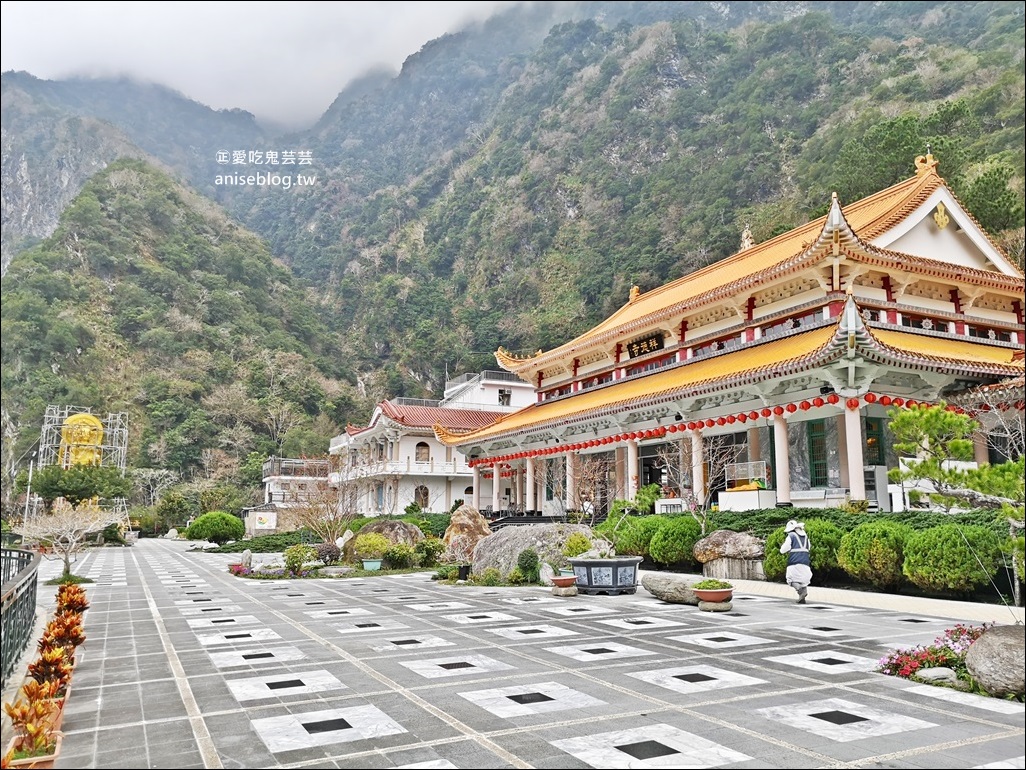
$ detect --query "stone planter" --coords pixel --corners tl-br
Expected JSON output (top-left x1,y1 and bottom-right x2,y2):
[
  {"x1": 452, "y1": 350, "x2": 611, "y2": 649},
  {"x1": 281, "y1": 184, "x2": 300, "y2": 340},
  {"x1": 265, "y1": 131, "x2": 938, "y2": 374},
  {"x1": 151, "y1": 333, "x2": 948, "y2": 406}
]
[
  {"x1": 4, "y1": 733, "x2": 63, "y2": 769},
  {"x1": 361, "y1": 559, "x2": 382, "y2": 571},
  {"x1": 692, "y1": 588, "x2": 733, "y2": 603},
  {"x1": 567, "y1": 556, "x2": 643, "y2": 596}
]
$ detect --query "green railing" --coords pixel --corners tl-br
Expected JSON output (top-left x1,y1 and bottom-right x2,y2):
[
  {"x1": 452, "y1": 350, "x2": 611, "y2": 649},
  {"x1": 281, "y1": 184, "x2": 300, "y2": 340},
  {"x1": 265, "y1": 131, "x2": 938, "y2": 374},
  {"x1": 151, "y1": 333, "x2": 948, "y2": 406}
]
[{"x1": 1, "y1": 548, "x2": 41, "y2": 688}]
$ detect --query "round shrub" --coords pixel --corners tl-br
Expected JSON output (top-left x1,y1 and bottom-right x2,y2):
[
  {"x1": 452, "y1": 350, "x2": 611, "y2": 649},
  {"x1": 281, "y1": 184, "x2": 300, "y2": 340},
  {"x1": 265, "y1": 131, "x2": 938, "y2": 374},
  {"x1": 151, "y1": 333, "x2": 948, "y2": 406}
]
[
  {"x1": 470, "y1": 567, "x2": 503, "y2": 586},
  {"x1": 384, "y1": 543, "x2": 415, "y2": 569},
  {"x1": 315, "y1": 541, "x2": 341, "y2": 566},
  {"x1": 562, "y1": 532, "x2": 592, "y2": 558},
  {"x1": 185, "y1": 511, "x2": 244, "y2": 545},
  {"x1": 903, "y1": 524, "x2": 1004, "y2": 593},
  {"x1": 838, "y1": 520, "x2": 914, "y2": 589},
  {"x1": 353, "y1": 532, "x2": 390, "y2": 560},
  {"x1": 434, "y1": 564, "x2": 458, "y2": 581},
  {"x1": 506, "y1": 566, "x2": 527, "y2": 585},
  {"x1": 612, "y1": 515, "x2": 667, "y2": 557},
  {"x1": 517, "y1": 548, "x2": 540, "y2": 582},
  {"x1": 283, "y1": 544, "x2": 316, "y2": 576},
  {"x1": 415, "y1": 536, "x2": 445, "y2": 567},
  {"x1": 649, "y1": 516, "x2": 702, "y2": 567}
]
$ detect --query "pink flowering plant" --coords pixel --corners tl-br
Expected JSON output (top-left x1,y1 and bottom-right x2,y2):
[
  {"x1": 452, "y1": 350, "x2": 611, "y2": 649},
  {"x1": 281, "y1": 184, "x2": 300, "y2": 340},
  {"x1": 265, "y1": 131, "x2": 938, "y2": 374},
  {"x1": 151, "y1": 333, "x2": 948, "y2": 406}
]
[{"x1": 877, "y1": 622, "x2": 992, "y2": 686}]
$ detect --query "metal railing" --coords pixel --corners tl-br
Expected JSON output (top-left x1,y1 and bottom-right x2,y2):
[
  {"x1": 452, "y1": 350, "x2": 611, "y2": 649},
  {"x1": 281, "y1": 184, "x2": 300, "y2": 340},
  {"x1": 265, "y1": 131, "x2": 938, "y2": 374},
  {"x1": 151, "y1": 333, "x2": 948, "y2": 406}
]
[{"x1": 1, "y1": 548, "x2": 41, "y2": 688}]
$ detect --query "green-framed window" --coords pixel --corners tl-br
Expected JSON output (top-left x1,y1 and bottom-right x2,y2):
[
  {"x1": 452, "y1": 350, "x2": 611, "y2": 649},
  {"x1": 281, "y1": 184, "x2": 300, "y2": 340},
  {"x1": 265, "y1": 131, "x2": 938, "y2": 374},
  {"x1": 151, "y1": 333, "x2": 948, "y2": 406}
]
[
  {"x1": 864, "y1": 417, "x2": 885, "y2": 465},
  {"x1": 807, "y1": 420, "x2": 828, "y2": 487}
]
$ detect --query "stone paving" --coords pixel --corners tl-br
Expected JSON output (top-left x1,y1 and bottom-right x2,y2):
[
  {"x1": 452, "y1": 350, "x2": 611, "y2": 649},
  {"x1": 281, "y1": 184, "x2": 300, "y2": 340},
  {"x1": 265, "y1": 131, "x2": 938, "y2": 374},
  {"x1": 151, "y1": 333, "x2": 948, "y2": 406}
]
[{"x1": 6, "y1": 538, "x2": 1024, "y2": 769}]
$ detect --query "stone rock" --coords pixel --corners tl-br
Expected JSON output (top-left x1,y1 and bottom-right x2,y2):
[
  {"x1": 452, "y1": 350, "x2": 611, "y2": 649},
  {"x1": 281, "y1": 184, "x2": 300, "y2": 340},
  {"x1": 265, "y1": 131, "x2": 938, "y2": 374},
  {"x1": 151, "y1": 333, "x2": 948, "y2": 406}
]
[
  {"x1": 641, "y1": 573, "x2": 699, "y2": 605},
  {"x1": 471, "y1": 523, "x2": 599, "y2": 578},
  {"x1": 698, "y1": 600, "x2": 733, "y2": 612},
  {"x1": 552, "y1": 585, "x2": 578, "y2": 597},
  {"x1": 241, "y1": 549, "x2": 252, "y2": 568},
  {"x1": 165, "y1": 528, "x2": 178, "y2": 539},
  {"x1": 965, "y1": 624, "x2": 1025, "y2": 698},
  {"x1": 442, "y1": 504, "x2": 493, "y2": 556},
  {"x1": 693, "y1": 530, "x2": 765, "y2": 563},
  {"x1": 342, "y1": 519, "x2": 424, "y2": 561},
  {"x1": 335, "y1": 531, "x2": 353, "y2": 550},
  {"x1": 915, "y1": 667, "x2": 961, "y2": 687}
]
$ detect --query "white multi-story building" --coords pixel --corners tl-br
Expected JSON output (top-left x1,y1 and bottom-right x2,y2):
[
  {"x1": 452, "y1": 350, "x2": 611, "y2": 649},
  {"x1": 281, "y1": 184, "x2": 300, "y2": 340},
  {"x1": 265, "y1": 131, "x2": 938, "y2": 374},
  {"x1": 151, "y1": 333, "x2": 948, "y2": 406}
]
[{"x1": 329, "y1": 371, "x2": 534, "y2": 515}]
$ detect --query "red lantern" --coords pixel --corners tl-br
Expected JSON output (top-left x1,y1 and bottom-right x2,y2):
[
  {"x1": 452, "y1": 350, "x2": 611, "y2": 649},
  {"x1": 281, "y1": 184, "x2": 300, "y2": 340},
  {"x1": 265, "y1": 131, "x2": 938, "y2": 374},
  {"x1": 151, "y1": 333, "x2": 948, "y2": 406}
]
[
  {"x1": 686, "y1": 422, "x2": 696, "y2": 431},
  {"x1": 798, "y1": 400, "x2": 810, "y2": 411},
  {"x1": 705, "y1": 419, "x2": 716, "y2": 428},
  {"x1": 812, "y1": 397, "x2": 824, "y2": 408},
  {"x1": 864, "y1": 393, "x2": 877, "y2": 403},
  {"x1": 827, "y1": 393, "x2": 840, "y2": 405},
  {"x1": 906, "y1": 399, "x2": 918, "y2": 409},
  {"x1": 726, "y1": 415, "x2": 736, "y2": 424},
  {"x1": 738, "y1": 413, "x2": 748, "y2": 423},
  {"x1": 667, "y1": 424, "x2": 678, "y2": 433},
  {"x1": 760, "y1": 408, "x2": 772, "y2": 418},
  {"x1": 846, "y1": 397, "x2": 860, "y2": 410},
  {"x1": 892, "y1": 397, "x2": 904, "y2": 407},
  {"x1": 644, "y1": 430, "x2": 654, "y2": 438},
  {"x1": 749, "y1": 411, "x2": 759, "y2": 420},
  {"x1": 716, "y1": 417, "x2": 726, "y2": 426},
  {"x1": 772, "y1": 406, "x2": 784, "y2": 416},
  {"x1": 785, "y1": 403, "x2": 797, "y2": 413},
  {"x1": 879, "y1": 395, "x2": 892, "y2": 406}
]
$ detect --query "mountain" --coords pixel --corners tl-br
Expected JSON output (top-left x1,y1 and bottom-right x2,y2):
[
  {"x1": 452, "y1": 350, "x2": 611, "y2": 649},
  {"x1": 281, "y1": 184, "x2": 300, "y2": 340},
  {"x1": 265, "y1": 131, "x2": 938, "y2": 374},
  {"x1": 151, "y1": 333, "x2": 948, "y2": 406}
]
[
  {"x1": 0, "y1": 1, "x2": 1023, "y2": 492},
  {"x1": 0, "y1": 159, "x2": 370, "y2": 487}
]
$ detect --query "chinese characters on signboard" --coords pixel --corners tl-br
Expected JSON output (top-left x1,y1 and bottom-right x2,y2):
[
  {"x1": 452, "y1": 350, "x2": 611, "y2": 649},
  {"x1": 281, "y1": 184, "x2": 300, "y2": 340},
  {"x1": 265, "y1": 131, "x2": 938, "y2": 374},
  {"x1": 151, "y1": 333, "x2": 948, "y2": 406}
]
[{"x1": 627, "y1": 334, "x2": 664, "y2": 358}]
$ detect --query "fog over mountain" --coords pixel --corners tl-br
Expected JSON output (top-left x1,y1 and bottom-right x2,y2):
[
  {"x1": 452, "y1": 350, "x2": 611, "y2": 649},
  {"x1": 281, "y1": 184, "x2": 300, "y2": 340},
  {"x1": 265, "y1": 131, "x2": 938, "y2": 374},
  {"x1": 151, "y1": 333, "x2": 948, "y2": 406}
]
[{"x1": 0, "y1": 0, "x2": 522, "y2": 129}]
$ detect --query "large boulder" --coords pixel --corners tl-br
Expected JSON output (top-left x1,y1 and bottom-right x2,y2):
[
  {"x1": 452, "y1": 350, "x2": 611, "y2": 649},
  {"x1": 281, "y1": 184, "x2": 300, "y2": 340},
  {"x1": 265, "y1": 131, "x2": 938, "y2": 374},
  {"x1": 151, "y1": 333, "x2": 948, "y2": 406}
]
[
  {"x1": 693, "y1": 530, "x2": 765, "y2": 562},
  {"x1": 641, "y1": 573, "x2": 699, "y2": 605},
  {"x1": 964, "y1": 624, "x2": 1025, "y2": 698},
  {"x1": 342, "y1": 519, "x2": 424, "y2": 561},
  {"x1": 471, "y1": 523, "x2": 599, "y2": 577},
  {"x1": 441, "y1": 504, "x2": 494, "y2": 562}
]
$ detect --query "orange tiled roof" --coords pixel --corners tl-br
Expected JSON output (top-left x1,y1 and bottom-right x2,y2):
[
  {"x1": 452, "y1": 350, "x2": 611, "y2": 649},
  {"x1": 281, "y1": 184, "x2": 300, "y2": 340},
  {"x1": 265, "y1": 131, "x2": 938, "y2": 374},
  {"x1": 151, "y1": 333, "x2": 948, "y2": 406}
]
[
  {"x1": 376, "y1": 402, "x2": 508, "y2": 432},
  {"x1": 442, "y1": 322, "x2": 1023, "y2": 446},
  {"x1": 503, "y1": 171, "x2": 948, "y2": 369}
]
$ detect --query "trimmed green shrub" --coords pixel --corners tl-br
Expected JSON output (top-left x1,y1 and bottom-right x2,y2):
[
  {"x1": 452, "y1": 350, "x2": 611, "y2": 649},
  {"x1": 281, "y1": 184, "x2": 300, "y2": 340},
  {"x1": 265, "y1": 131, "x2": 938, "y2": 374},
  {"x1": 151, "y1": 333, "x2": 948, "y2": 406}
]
[
  {"x1": 610, "y1": 515, "x2": 667, "y2": 557},
  {"x1": 903, "y1": 524, "x2": 1004, "y2": 593},
  {"x1": 283, "y1": 544, "x2": 316, "y2": 576},
  {"x1": 649, "y1": 517, "x2": 703, "y2": 567},
  {"x1": 415, "y1": 536, "x2": 445, "y2": 567},
  {"x1": 763, "y1": 528, "x2": 787, "y2": 580},
  {"x1": 838, "y1": 520, "x2": 914, "y2": 589},
  {"x1": 384, "y1": 543, "x2": 415, "y2": 569},
  {"x1": 434, "y1": 564, "x2": 458, "y2": 581},
  {"x1": 562, "y1": 531, "x2": 592, "y2": 558},
  {"x1": 185, "y1": 511, "x2": 244, "y2": 545},
  {"x1": 517, "y1": 548, "x2": 541, "y2": 583},
  {"x1": 506, "y1": 566, "x2": 527, "y2": 585},
  {"x1": 471, "y1": 567, "x2": 503, "y2": 586},
  {"x1": 353, "y1": 532, "x2": 390, "y2": 559}
]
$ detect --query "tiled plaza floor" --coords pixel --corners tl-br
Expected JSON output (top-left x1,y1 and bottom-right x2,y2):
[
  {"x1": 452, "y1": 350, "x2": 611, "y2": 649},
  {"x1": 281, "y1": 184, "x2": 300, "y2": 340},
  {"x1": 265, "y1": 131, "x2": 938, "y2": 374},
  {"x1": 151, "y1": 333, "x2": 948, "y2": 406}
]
[{"x1": 6, "y1": 538, "x2": 1024, "y2": 769}]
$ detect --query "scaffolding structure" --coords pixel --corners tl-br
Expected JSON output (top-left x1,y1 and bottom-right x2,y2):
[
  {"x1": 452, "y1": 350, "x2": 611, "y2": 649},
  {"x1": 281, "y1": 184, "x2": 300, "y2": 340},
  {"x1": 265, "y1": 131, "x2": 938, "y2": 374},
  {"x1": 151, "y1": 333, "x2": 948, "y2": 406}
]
[
  {"x1": 31, "y1": 405, "x2": 131, "y2": 530},
  {"x1": 38, "y1": 405, "x2": 128, "y2": 472}
]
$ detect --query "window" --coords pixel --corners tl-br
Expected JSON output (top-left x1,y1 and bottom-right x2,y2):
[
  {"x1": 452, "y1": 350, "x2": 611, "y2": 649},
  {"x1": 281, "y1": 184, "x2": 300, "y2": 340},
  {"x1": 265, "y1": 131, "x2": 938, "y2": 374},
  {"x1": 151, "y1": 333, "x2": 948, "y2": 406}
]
[
  {"x1": 901, "y1": 315, "x2": 948, "y2": 333},
  {"x1": 807, "y1": 420, "x2": 828, "y2": 487},
  {"x1": 374, "y1": 483, "x2": 384, "y2": 511},
  {"x1": 864, "y1": 417, "x2": 885, "y2": 465},
  {"x1": 415, "y1": 442, "x2": 430, "y2": 462},
  {"x1": 414, "y1": 485, "x2": 429, "y2": 508},
  {"x1": 498, "y1": 388, "x2": 512, "y2": 406}
]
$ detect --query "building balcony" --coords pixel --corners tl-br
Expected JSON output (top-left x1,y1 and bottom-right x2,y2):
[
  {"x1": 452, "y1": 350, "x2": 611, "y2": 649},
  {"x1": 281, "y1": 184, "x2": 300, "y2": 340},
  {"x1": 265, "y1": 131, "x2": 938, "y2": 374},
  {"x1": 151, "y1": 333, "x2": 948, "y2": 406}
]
[{"x1": 334, "y1": 459, "x2": 470, "y2": 479}]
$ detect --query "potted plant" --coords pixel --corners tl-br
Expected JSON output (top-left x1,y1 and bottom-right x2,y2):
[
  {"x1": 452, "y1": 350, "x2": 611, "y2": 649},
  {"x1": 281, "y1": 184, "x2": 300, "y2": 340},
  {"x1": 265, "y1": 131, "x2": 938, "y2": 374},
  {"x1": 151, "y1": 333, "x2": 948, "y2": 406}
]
[
  {"x1": 2, "y1": 693, "x2": 63, "y2": 769},
  {"x1": 353, "y1": 532, "x2": 390, "y2": 571},
  {"x1": 26, "y1": 647, "x2": 74, "y2": 699},
  {"x1": 691, "y1": 578, "x2": 734, "y2": 603},
  {"x1": 54, "y1": 585, "x2": 88, "y2": 615},
  {"x1": 37, "y1": 612, "x2": 86, "y2": 653},
  {"x1": 564, "y1": 514, "x2": 643, "y2": 596}
]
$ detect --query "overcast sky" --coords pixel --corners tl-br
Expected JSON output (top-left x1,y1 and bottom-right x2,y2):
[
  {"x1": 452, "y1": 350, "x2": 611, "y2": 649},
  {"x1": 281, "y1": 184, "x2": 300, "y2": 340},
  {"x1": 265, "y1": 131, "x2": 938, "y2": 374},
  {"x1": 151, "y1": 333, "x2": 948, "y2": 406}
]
[{"x1": 1, "y1": 1, "x2": 523, "y2": 128}]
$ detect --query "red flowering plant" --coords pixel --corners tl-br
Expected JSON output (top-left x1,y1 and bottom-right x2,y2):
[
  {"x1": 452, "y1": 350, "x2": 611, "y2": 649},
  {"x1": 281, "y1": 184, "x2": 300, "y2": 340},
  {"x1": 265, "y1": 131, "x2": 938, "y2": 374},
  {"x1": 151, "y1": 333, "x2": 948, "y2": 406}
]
[{"x1": 877, "y1": 622, "x2": 992, "y2": 685}]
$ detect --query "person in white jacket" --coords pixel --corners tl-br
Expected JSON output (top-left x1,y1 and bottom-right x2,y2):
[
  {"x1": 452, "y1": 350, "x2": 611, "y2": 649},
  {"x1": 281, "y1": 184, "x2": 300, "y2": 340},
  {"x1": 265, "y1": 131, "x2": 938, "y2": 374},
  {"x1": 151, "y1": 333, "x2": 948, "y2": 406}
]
[{"x1": 779, "y1": 520, "x2": 812, "y2": 604}]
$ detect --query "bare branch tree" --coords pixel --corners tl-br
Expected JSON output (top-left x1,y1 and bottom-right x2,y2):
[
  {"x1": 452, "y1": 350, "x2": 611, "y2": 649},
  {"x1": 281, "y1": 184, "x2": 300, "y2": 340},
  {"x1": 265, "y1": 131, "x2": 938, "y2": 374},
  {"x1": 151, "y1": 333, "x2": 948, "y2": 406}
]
[
  {"x1": 14, "y1": 498, "x2": 125, "y2": 579},
  {"x1": 132, "y1": 468, "x2": 180, "y2": 508},
  {"x1": 277, "y1": 456, "x2": 364, "y2": 544},
  {"x1": 654, "y1": 434, "x2": 746, "y2": 534},
  {"x1": 264, "y1": 400, "x2": 302, "y2": 452}
]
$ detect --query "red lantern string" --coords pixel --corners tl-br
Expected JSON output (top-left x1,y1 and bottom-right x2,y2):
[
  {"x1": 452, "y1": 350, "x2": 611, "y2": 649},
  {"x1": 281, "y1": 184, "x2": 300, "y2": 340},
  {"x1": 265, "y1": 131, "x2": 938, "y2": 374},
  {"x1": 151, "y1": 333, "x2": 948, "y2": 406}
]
[
  {"x1": 667, "y1": 424, "x2": 678, "y2": 433},
  {"x1": 827, "y1": 393, "x2": 840, "y2": 405},
  {"x1": 892, "y1": 397, "x2": 904, "y2": 407},
  {"x1": 799, "y1": 400, "x2": 811, "y2": 410},
  {"x1": 716, "y1": 417, "x2": 726, "y2": 426},
  {"x1": 785, "y1": 403, "x2": 797, "y2": 413},
  {"x1": 749, "y1": 411, "x2": 760, "y2": 420},
  {"x1": 846, "y1": 397, "x2": 860, "y2": 409},
  {"x1": 879, "y1": 395, "x2": 892, "y2": 406},
  {"x1": 726, "y1": 415, "x2": 736, "y2": 424},
  {"x1": 864, "y1": 393, "x2": 877, "y2": 403},
  {"x1": 738, "y1": 413, "x2": 748, "y2": 423},
  {"x1": 760, "y1": 408, "x2": 771, "y2": 418},
  {"x1": 812, "y1": 397, "x2": 824, "y2": 408}
]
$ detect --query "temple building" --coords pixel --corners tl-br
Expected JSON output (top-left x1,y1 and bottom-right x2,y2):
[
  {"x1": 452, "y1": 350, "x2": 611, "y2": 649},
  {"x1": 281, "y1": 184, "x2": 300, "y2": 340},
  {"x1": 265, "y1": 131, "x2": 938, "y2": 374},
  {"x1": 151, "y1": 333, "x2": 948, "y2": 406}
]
[{"x1": 435, "y1": 155, "x2": 1025, "y2": 515}]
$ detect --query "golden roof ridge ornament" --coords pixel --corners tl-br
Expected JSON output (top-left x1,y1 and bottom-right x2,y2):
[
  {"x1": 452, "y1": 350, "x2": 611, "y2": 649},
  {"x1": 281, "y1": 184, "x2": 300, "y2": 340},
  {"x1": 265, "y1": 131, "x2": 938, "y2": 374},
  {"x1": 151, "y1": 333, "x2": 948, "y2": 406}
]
[
  {"x1": 914, "y1": 146, "x2": 939, "y2": 177},
  {"x1": 629, "y1": 285, "x2": 640, "y2": 303}
]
